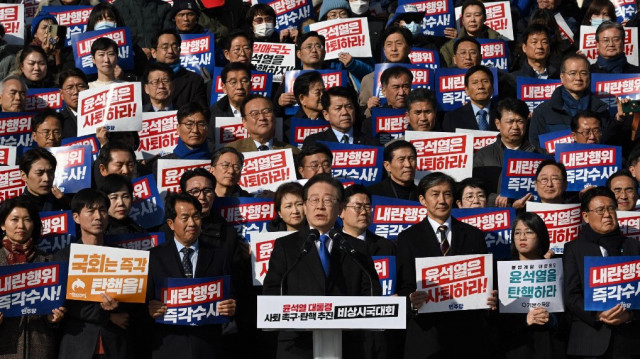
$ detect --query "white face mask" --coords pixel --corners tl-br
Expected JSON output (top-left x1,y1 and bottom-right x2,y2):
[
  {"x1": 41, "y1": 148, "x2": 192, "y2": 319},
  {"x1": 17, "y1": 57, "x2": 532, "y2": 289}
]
[
  {"x1": 254, "y1": 23, "x2": 275, "y2": 38},
  {"x1": 94, "y1": 21, "x2": 117, "y2": 31},
  {"x1": 350, "y1": 0, "x2": 369, "y2": 15}
]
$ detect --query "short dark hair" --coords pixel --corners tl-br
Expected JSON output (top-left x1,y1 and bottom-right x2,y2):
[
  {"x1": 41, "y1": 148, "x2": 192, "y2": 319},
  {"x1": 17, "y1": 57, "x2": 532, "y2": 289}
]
[
  {"x1": 274, "y1": 182, "x2": 304, "y2": 211},
  {"x1": 453, "y1": 36, "x2": 480, "y2": 55},
  {"x1": 343, "y1": 184, "x2": 371, "y2": 204},
  {"x1": 380, "y1": 66, "x2": 413, "y2": 88},
  {"x1": 293, "y1": 71, "x2": 324, "y2": 107},
  {"x1": 97, "y1": 141, "x2": 136, "y2": 167},
  {"x1": 32, "y1": 108, "x2": 63, "y2": 132},
  {"x1": 179, "y1": 168, "x2": 216, "y2": 193},
  {"x1": 580, "y1": 186, "x2": 617, "y2": 212},
  {"x1": 20, "y1": 46, "x2": 47, "y2": 67},
  {"x1": 164, "y1": 192, "x2": 202, "y2": 220},
  {"x1": 560, "y1": 53, "x2": 590, "y2": 73},
  {"x1": 240, "y1": 94, "x2": 272, "y2": 118},
  {"x1": 0, "y1": 197, "x2": 42, "y2": 242},
  {"x1": 406, "y1": 88, "x2": 437, "y2": 112},
  {"x1": 418, "y1": 172, "x2": 455, "y2": 197},
  {"x1": 296, "y1": 31, "x2": 325, "y2": 49},
  {"x1": 464, "y1": 65, "x2": 493, "y2": 88},
  {"x1": 384, "y1": 140, "x2": 417, "y2": 162},
  {"x1": 320, "y1": 86, "x2": 357, "y2": 115},
  {"x1": 91, "y1": 37, "x2": 118, "y2": 57},
  {"x1": 570, "y1": 110, "x2": 601, "y2": 132},
  {"x1": 177, "y1": 102, "x2": 211, "y2": 124},
  {"x1": 535, "y1": 159, "x2": 567, "y2": 181},
  {"x1": 152, "y1": 28, "x2": 181, "y2": 49},
  {"x1": 211, "y1": 147, "x2": 244, "y2": 166},
  {"x1": 99, "y1": 174, "x2": 133, "y2": 196},
  {"x1": 87, "y1": 2, "x2": 124, "y2": 31},
  {"x1": 19, "y1": 148, "x2": 56, "y2": 175},
  {"x1": 628, "y1": 143, "x2": 640, "y2": 167},
  {"x1": 456, "y1": 177, "x2": 487, "y2": 204},
  {"x1": 595, "y1": 21, "x2": 625, "y2": 42},
  {"x1": 606, "y1": 169, "x2": 639, "y2": 192},
  {"x1": 223, "y1": 29, "x2": 252, "y2": 51},
  {"x1": 246, "y1": 4, "x2": 276, "y2": 27},
  {"x1": 221, "y1": 61, "x2": 251, "y2": 84},
  {"x1": 461, "y1": 0, "x2": 486, "y2": 19},
  {"x1": 380, "y1": 26, "x2": 413, "y2": 49},
  {"x1": 71, "y1": 188, "x2": 109, "y2": 214},
  {"x1": 303, "y1": 173, "x2": 344, "y2": 202},
  {"x1": 58, "y1": 68, "x2": 88, "y2": 88},
  {"x1": 496, "y1": 97, "x2": 529, "y2": 122},
  {"x1": 143, "y1": 62, "x2": 174, "y2": 85},
  {"x1": 510, "y1": 212, "x2": 550, "y2": 259},
  {"x1": 297, "y1": 142, "x2": 333, "y2": 166},
  {"x1": 521, "y1": 23, "x2": 551, "y2": 45}
]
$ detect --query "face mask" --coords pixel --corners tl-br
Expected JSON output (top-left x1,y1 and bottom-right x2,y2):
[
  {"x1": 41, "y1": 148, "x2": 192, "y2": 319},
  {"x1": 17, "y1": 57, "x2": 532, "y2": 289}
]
[
  {"x1": 590, "y1": 16, "x2": 611, "y2": 27},
  {"x1": 94, "y1": 21, "x2": 117, "y2": 31},
  {"x1": 403, "y1": 21, "x2": 421, "y2": 36},
  {"x1": 350, "y1": 0, "x2": 369, "y2": 15},
  {"x1": 254, "y1": 23, "x2": 275, "y2": 38}
]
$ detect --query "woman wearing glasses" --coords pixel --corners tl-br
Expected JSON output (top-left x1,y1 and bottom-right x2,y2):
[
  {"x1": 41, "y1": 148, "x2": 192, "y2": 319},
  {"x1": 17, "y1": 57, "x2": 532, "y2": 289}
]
[
  {"x1": 455, "y1": 178, "x2": 489, "y2": 209},
  {"x1": 269, "y1": 182, "x2": 307, "y2": 232}
]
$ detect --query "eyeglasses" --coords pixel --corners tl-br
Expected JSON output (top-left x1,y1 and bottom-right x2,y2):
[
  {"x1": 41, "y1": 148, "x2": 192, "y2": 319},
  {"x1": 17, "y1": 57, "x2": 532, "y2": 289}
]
[
  {"x1": 536, "y1": 177, "x2": 564, "y2": 185},
  {"x1": 574, "y1": 128, "x2": 602, "y2": 137},
  {"x1": 463, "y1": 193, "x2": 487, "y2": 202},
  {"x1": 345, "y1": 203, "x2": 372, "y2": 213},
  {"x1": 586, "y1": 205, "x2": 617, "y2": 215},
  {"x1": 231, "y1": 46, "x2": 252, "y2": 54},
  {"x1": 301, "y1": 43, "x2": 324, "y2": 52},
  {"x1": 62, "y1": 83, "x2": 88, "y2": 93},
  {"x1": 563, "y1": 71, "x2": 589, "y2": 78},
  {"x1": 225, "y1": 79, "x2": 251, "y2": 88},
  {"x1": 613, "y1": 187, "x2": 637, "y2": 196},
  {"x1": 215, "y1": 162, "x2": 242, "y2": 171},
  {"x1": 306, "y1": 196, "x2": 338, "y2": 207},
  {"x1": 36, "y1": 130, "x2": 61, "y2": 138},
  {"x1": 187, "y1": 187, "x2": 215, "y2": 197},
  {"x1": 247, "y1": 108, "x2": 274, "y2": 119},
  {"x1": 148, "y1": 78, "x2": 171, "y2": 87},
  {"x1": 513, "y1": 230, "x2": 537, "y2": 238},
  {"x1": 303, "y1": 161, "x2": 331, "y2": 171},
  {"x1": 326, "y1": 10, "x2": 348, "y2": 19},
  {"x1": 253, "y1": 16, "x2": 274, "y2": 24},
  {"x1": 179, "y1": 121, "x2": 208, "y2": 130},
  {"x1": 158, "y1": 44, "x2": 180, "y2": 52},
  {"x1": 600, "y1": 37, "x2": 623, "y2": 44}
]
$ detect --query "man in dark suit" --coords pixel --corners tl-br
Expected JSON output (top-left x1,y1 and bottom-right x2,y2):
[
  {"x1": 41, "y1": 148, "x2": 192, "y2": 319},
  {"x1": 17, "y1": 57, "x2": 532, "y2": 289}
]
[
  {"x1": 367, "y1": 140, "x2": 419, "y2": 202},
  {"x1": 263, "y1": 174, "x2": 382, "y2": 358},
  {"x1": 563, "y1": 187, "x2": 640, "y2": 358},
  {"x1": 58, "y1": 68, "x2": 89, "y2": 139},
  {"x1": 442, "y1": 65, "x2": 498, "y2": 133},
  {"x1": 143, "y1": 62, "x2": 174, "y2": 112},
  {"x1": 147, "y1": 193, "x2": 237, "y2": 359},
  {"x1": 303, "y1": 86, "x2": 381, "y2": 147},
  {"x1": 396, "y1": 172, "x2": 497, "y2": 359}
]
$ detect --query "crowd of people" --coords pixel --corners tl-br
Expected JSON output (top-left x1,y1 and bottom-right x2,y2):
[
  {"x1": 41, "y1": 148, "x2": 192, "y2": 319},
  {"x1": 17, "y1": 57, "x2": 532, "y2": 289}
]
[{"x1": 1, "y1": 0, "x2": 640, "y2": 358}]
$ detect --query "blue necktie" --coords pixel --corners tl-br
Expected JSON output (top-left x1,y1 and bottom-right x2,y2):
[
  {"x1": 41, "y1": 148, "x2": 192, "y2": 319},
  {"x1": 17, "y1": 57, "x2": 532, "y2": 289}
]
[
  {"x1": 476, "y1": 109, "x2": 488, "y2": 131},
  {"x1": 318, "y1": 234, "x2": 330, "y2": 277}
]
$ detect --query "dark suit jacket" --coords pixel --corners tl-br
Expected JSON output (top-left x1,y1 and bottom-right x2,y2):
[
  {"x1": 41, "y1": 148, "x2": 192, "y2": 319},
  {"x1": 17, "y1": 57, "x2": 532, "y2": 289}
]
[
  {"x1": 302, "y1": 128, "x2": 381, "y2": 148},
  {"x1": 147, "y1": 239, "x2": 230, "y2": 359},
  {"x1": 396, "y1": 217, "x2": 492, "y2": 359},
  {"x1": 441, "y1": 102, "x2": 498, "y2": 133},
  {"x1": 263, "y1": 227, "x2": 382, "y2": 359},
  {"x1": 60, "y1": 106, "x2": 78, "y2": 139},
  {"x1": 364, "y1": 230, "x2": 397, "y2": 256},
  {"x1": 172, "y1": 67, "x2": 208, "y2": 109},
  {"x1": 225, "y1": 137, "x2": 300, "y2": 155}
]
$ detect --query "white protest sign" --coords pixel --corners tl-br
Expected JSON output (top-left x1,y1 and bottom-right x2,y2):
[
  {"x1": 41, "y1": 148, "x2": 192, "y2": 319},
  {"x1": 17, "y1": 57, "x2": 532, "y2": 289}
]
[
  {"x1": 0, "y1": 4, "x2": 24, "y2": 45},
  {"x1": 308, "y1": 17, "x2": 372, "y2": 60},
  {"x1": 555, "y1": 13, "x2": 575, "y2": 44},
  {"x1": 617, "y1": 210, "x2": 640, "y2": 242},
  {"x1": 156, "y1": 159, "x2": 211, "y2": 199},
  {"x1": 250, "y1": 231, "x2": 290, "y2": 286},
  {"x1": 252, "y1": 42, "x2": 296, "y2": 83},
  {"x1": 138, "y1": 111, "x2": 178, "y2": 160},
  {"x1": 526, "y1": 202, "x2": 581, "y2": 255},
  {"x1": 239, "y1": 149, "x2": 297, "y2": 192},
  {"x1": 77, "y1": 82, "x2": 143, "y2": 136},
  {"x1": 498, "y1": 258, "x2": 564, "y2": 313},
  {"x1": 456, "y1": 128, "x2": 498, "y2": 152},
  {"x1": 405, "y1": 131, "x2": 474, "y2": 182},
  {"x1": 579, "y1": 25, "x2": 639, "y2": 65},
  {"x1": 0, "y1": 145, "x2": 17, "y2": 166}
]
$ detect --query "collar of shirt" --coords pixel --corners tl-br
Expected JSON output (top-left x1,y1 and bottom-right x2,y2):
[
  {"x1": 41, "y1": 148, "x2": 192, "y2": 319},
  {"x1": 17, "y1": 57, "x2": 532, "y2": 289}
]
[
  {"x1": 427, "y1": 216, "x2": 452, "y2": 246},
  {"x1": 152, "y1": 104, "x2": 173, "y2": 112},
  {"x1": 230, "y1": 103, "x2": 241, "y2": 117},
  {"x1": 313, "y1": 227, "x2": 333, "y2": 252},
  {"x1": 331, "y1": 127, "x2": 354, "y2": 143},
  {"x1": 534, "y1": 68, "x2": 548, "y2": 79},
  {"x1": 471, "y1": 102, "x2": 490, "y2": 118},
  {"x1": 253, "y1": 138, "x2": 273, "y2": 150}
]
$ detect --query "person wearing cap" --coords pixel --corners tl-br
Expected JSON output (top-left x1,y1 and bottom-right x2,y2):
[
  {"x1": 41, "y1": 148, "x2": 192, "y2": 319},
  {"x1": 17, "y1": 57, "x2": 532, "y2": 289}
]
[
  {"x1": 171, "y1": 0, "x2": 208, "y2": 34},
  {"x1": 29, "y1": 12, "x2": 62, "y2": 70},
  {"x1": 387, "y1": 4, "x2": 454, "y2": 53}
]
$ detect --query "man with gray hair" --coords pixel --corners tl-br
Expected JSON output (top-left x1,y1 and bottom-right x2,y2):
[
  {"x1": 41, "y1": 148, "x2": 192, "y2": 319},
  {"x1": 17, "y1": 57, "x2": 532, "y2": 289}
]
[
  {"x1": 0, "y1": 75, "x2": 27, "y2": 112},
  {"x1": 591, "y1": 21, "x2": 640, "y2": 74}
]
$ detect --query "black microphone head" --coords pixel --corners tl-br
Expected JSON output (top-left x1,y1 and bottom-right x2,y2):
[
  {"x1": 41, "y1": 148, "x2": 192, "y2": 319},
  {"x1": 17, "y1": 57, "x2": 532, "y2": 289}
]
[{"x1": 309, "y1": 228, "x2": 320, "y2": 241}]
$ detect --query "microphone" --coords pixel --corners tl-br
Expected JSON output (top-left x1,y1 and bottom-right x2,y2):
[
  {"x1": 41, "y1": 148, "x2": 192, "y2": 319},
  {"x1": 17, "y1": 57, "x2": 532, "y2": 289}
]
[
  {"x1": 280, "y1": 229, "x2": 319, "y2": 295},
  {"x1": 328, "y1": 229, "x2": 375, "y2": 296}
]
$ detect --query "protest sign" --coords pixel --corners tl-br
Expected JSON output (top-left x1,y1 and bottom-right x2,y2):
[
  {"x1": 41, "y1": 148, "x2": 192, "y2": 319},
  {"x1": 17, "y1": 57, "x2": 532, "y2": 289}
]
[
  {"x1": 617, "y1": 210, "x2": 640, "y2": 242},
  {"x1": 456, "y1": 129, "x2": 498, "y2": 152},
  {"x1": 555, "y1": 13, "x2": 574, "y2": 43},
  {"x1": 131, "y1": 175, "x2": 165, "y2": 229},
  {"x1": 408, "y1": 47, "x2": 441, "y2": 70},
  {"x1": 526, "y1": 202, "x2": 581, "y2": 254},
  {"x1": 322, "y1": 142, "x2": 384, "y2": 186},
  {"x1": 25, "y1": 88, "x2": 65, "y2": 112},
  {"x1": 61, "y1": 134, "x2": 100, "y2": 161},
  {"x1": 156, "y1": 159, "x2": 210, "y2": 198},
  {"x1": 371, "y1": 108, "x2": 407, "y2": 145},
  {"x1": 455, "y1": 1, "x2": 513, "y2": 40},
  {"x1": 415, "y1": 254, "x2": 493, "y2": 313},
  {"x1": 214, "y1": 116, "x2": 283, "y2": 148},
  {"x1": 283, "y1": 69, "x2": 348, "y2": 114},
  {"x1": 0, "y1": 112, "x2": 33, "y2": 148},
  {"x1": 179, "y1": 33, "x2": 215, "y2": 75},
  {"x1": 43, "y1": 5, "x2": 92, "y2": 47},
  {"x1": 397, "y1": 0, "x2": 454, "y2": 37},
  {"x1": 155, "y1": 276, "x2": 231, "y2": 326},
  {"x1": 37, "y1": 210, "x2": 76, "y2": 254},
  {"x1": 555, "y1": 143, "x2": 621, "y2": 191},
  {"x1": 452, "y1": 207, "x2": 515, "y2": 260},
  {"x1": 66, "y1": 243, "x2": 149, "y2": 303},
  {"x1": 369, "y1": 196, "x2": 427, "y2": 240},
  {"x1": 612, "y1": 0, "x2": 637, "y2": 23},
  {"x1": 257, "y1": 0, "x2": 313, "y2": 30},
  {"x1": 0, "y1": 4, "x2": 25, "y2": 45},
  {"x1": 374, "y1": 256, "x2": 397, "y2": 296},
  {"x1": 0, "y1": 166, "x2": 25, "y2": 201},
  {"x1": 584, "y1": 256, "x2": 640, "y2": 311},
  {"x1": 24, "y1": 0, "x2": 39, "y2": 24},
  {"x1": 77, "y1": 82, "x2": 143, "y2": 136},
  {"x1": 500, "y1": 149, "x2": 548, "y2": 199},
  {"x1": 239, "y1": 149, "x2": 297, "y2": 192},
  {"x1": 105, "y1": 232, "x2": 165, "y2": 251},
  {"x1": 372, "y1": 63, "x2": 433, "y2": 105},
  {"x1": 309, "y1": 17, "x2": 372, "y2": 60},
  {"x1": 579, "y1": 25, "x2": 639, "y2": 65},
  {"x1": 0, "y1": 262, "x2": 67, "y2": 317},
  {"x1": 48, "y1": 145, "x2": 92, "y2": 193},
  {"x1": 289, "y1": 118, "x2": 331, "y2": 148},
  {"x1": 592, "y1": 73, "x2": 640, "y2": 113},
  {"x1": 0, "y1": 145, "x2": 16, "y2": 165},
  {"x1": 539, "y1": 129, "x2": 574, "y2": 155},
  {"x1": 498, "y1": 258, "x2": 564, "y2": 313},
  {"x1": 405, "y1": 131, "x2": 473, "y2": 182},
  {"x1": 516, "y1": 77, "x2": 562, "y2": 113},
  {"x1": 71, "y1": 27, "x2": 134, "y2": 74},
  {"x1": 138, "y1": 111, "x2": 178, "y2": 160},
  {"x1": 252, "y1": 42, "x2": 296, "y2": 82},
  {"x1": 214, "y1": 197, "x2": 275, "y2": 240},
  {"x1": 435, "y1": 67, "x2": 498, "y2": 111},
  {"x1": 478, "y1": 39, "x2": 509, "y2": 70},
  {"x1": 249, "y1": 231, "x2": 290, "y2": 286}
]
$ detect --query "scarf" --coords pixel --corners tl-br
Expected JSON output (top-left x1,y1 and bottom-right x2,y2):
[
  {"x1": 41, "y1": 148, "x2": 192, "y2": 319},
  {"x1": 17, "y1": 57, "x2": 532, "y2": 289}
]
[
  {"x1": 580, "y1": 224, "x2": 626, "y2": 256},
  {"x1": 173, "y1": 138, "x2": 211, "y2": 159},
  {"x1": 169, "y1": 62, "x2": 181, "y2": 74},
  {"x1": 595, "y1": 53, "x2": 628, "y2": 74},
  {"x1": 561, "y1": 86, "x2": 590, "y2": 117},
  {"x1": 2, "y1": 236, "x2": 35, "y2": 265}
]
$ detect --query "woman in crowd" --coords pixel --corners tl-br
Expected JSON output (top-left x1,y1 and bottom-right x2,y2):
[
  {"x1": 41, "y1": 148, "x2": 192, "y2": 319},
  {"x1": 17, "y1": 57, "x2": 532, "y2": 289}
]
[
  {"x1": 0, "y1": 198, "x2": 65, "y2": 358},
  {"x1": 293, "y1": 71, "x2": 325, "y2": 120},
  {"x1": 456, "y1": 178, "x2": 488, "y2": 208},
  {"x1": 100, "y1": 174, "x2": 145, "y2": 235},
  {"x1": 269, "y1": 182, "x2": 306, "y2": 232},
  {"x1": 17, "y1": 46, "x2": 55, "y2": 88}
]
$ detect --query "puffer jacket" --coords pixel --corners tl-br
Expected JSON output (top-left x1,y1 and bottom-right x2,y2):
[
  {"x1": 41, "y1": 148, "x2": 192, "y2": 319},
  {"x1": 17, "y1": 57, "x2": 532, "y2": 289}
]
[{"x1": 113, "y1": 0, "x2": 172, "y2": 48}]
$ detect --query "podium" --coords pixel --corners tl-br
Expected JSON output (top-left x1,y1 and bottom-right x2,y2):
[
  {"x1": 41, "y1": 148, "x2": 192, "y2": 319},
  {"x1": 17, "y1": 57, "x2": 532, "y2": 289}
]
[{"x1": 257, "y1": 296, "x2": 406, "y2": 359}]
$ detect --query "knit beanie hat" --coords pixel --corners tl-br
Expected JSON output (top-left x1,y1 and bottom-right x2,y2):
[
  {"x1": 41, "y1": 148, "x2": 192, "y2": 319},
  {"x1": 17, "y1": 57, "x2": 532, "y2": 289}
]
[
  {"x1": 31, "y1": 12, "x2": 58, "y2": 39},
  {"x1": 319, "y1": 0, "x2": 350, "y2": 20}
]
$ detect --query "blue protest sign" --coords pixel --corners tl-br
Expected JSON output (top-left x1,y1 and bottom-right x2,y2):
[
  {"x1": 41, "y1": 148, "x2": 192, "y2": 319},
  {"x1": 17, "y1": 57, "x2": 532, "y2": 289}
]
[
  {"x1": 289, "y1": 118, "x2": 331, "y2": 148},
  {"x1": 584, "y1": 256, "x2": 640, "y2": 311},
  {"x1": 369, "y1": 195, "x2": 427, "y2": 240},
  {"x1": 591, "y1": 73, "x2": 640, "y2": 114},
  {"x1": 408, "y1": 47, "x2": 440, "y2": 70},
  {"x1": 48, "y1": 145, "x2": 92, "y2": 193},
  {"x1": 538, "y1": 129, "x2": 574, "y2": 155},
  {"x1": 452, "y1": 207, "x2": 515, "y2": 260},
  {"x1": 371, "y1": 108, "x2": 406, "y2": 145},
  {"x1": 435, "y1": 67, "x2": 498, "y2": 111},
  {"x1": 71, "y1": 27, "x2": 134, "y2": 75},
  {"x1": 179, "y1": 33, "x2": 215, "y2": 76},
  {"x1": 613, "y1": 0, "x2": 637, "y2": 24},
  {"x1": 42, "y1": 5, "x2": 92, "y2": 47},
  {"x1": 0, "y1": 262, "x2": 67, "y2": 317},
  {"x1": 397, "y1": 0, "x2": 454, "y2": 37},
  {"x1": 131, "y1": 175, "x2": 165, "y2": 229},
  {"x1": 25, "y1": 88, "x2": 65, "y2": 112},
  {"x1": 210, "y1": 69, "x2": 276, "y2": 106},
  {"x1": 500, "y1": 149, "x2": 549, "y2": 199},
  {"x1": 213, "y1": 197, "x2": 275, "y2": 240},
  {"x1": 61, "y1": 134, "x2": 100, "y2": 162},
  {"x1": 373, "y1": 256, "x2": 397, "y2": 296},
  {"x1": 321, "y1": 142, "x2": 384, "y2": 186},
  {"x1": 155, "y1": 276, "x2": 231, "y2": 326},
  {"x1": 555, "y1": 143, "x2": 622, "y2": 191},
  {"x1": 0, "y1": 112, "x2": 33, "y2": 148},
  {"x1": 478, "y1": 38, "x2": 509, "y2": 70},
  {"x1": 516, "y1": 76, "x2": 562, "y2": 112},
  {"x1": 258, "y1": 0, "x2": 313, "y2": 30},
  {"x1": 372, "y1": 63, "x2": 433, "y2": 105},
  {"x1": 105, "y1": 232, "x2": 166, "y2": 251},
  {"x1": 38, "y1": 211, "x2": 76, "y2": 254}
]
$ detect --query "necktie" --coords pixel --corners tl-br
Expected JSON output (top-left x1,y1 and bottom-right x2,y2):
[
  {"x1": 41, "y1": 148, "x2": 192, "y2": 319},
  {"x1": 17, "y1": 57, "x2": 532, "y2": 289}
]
[
  {"x1": 181, "y1": 247, "x2": 194, "y2": 278},
  {"x1": 318, "y1": 234, "x2": 331, "y2": 277},
  {"x1": 340, "y1": 134, "x2": 349, "y2": 144},
  {"x1": 258, "y1": 145, "x2": 269, "y2": 151},
  {"x1": 438, "y1": 225, "x2": 449, "y2": 256},
  {"x1": 476, "y1": 109, "x2": 488, "y2": 131}
]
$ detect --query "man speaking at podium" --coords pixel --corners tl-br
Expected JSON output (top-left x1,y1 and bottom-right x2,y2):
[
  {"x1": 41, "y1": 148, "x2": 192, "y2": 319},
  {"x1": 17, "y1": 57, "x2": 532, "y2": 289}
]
[{"x1": 263, "y1": 173, "x2": 382, "y2": 358}]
